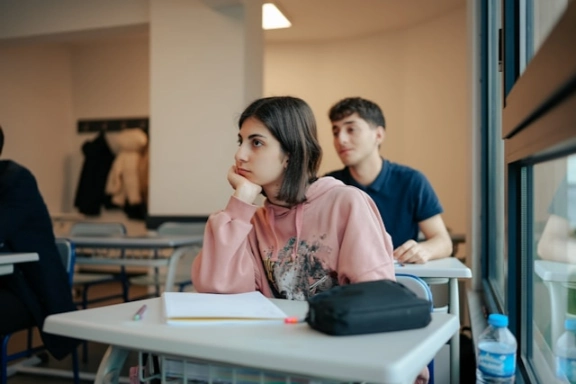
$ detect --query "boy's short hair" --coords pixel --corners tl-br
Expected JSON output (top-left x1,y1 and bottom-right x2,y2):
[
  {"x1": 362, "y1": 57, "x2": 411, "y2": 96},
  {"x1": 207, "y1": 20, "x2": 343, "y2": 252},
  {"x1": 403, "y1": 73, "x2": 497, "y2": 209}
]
[{"x1": 328, "y1": 97, "x2": 386, "y2": 129}]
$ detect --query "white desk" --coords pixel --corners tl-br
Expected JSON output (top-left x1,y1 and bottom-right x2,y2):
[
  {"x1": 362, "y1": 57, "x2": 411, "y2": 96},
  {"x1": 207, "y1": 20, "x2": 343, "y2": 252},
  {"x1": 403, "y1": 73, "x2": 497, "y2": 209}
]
[
  {"x1": 0, "y1": 252, "x2": 39, "y2": 276},
  {"x1": 44, "y1": 297, "x2": 458, "y2": 384},
  {"x1": 70, "y1": 234, "x2": 203, "y2": 293},
  {"x1": 395, "y1": 257, "x2": 472, "y2": 384},
  {"x1": 534, "y1": 260, "x2": 576, "y2": 350}
]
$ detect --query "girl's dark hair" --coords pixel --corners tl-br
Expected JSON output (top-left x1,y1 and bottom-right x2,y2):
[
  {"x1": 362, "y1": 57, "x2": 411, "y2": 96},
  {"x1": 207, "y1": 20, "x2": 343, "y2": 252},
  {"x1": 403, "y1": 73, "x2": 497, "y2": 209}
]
[{"x1": 239, "y1": 96, "x2": 322, "y2": 205}]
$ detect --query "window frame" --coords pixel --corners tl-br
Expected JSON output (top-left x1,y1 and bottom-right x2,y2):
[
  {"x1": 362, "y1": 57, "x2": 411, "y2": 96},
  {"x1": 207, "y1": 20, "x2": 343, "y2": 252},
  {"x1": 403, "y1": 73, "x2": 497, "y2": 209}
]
[{"x1": 500, "y1": 2, "x2": 576, "y2": 382}]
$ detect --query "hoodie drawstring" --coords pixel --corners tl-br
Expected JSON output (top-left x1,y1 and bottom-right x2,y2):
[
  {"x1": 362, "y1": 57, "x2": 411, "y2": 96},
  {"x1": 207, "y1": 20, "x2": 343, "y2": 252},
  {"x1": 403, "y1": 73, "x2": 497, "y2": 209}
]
[{"x1": 293, "y1": 204, "x2": 304, "y2": 258}]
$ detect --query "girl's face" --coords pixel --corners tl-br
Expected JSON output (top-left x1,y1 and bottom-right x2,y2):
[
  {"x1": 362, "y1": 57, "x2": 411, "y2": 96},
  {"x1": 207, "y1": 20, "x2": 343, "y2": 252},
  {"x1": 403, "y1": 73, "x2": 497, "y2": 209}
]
[{"x1": 235, "y1": 117, "x2": 289, "y2": 190}]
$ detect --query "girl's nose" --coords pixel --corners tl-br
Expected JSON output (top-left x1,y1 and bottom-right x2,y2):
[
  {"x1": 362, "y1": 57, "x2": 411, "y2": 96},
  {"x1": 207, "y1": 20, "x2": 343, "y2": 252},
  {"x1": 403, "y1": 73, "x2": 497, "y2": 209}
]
[{"x1": 235, "y1": 145, "x2": 247, "y2": 163}]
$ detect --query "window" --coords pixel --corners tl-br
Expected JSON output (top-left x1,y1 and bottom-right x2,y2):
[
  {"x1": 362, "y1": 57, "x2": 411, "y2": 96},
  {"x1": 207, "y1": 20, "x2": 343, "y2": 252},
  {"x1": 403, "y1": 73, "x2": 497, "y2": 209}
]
[
  {"x1": 482, "y1": 0, "x2": 507, "y2": 312},
  {"x1": 499, "y1": 2, "x2": 576, "y2": 382},
  {"x1": 531, "y1": 154, "x2": 576, "y2": 381}
]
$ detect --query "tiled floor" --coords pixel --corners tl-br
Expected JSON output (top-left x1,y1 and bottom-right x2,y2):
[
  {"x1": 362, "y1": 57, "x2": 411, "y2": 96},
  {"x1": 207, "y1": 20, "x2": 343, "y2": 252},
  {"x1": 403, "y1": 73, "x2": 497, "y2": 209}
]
[{"x1": 5, "y1": 282, "x2": 150, "y2": 383}]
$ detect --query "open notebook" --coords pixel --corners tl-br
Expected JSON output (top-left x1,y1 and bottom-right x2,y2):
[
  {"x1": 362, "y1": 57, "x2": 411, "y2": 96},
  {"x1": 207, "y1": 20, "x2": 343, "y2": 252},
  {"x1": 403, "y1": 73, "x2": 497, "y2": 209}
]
[{"x1": 162, "y1": 291, "x2": 288, "y2": 325}]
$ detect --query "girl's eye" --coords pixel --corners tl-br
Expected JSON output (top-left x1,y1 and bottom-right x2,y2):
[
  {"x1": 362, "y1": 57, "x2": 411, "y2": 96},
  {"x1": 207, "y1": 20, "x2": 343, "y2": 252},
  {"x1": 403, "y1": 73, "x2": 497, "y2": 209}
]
[
  {"x1": 347, "y1": 127, "x2": 355, "y2": 134},
  {"x1": 253, "y1": 140, "x2": 263, "y2": 147},
  {"x1": 237, "y1": 139, "x2": 242, "y2": 146}
]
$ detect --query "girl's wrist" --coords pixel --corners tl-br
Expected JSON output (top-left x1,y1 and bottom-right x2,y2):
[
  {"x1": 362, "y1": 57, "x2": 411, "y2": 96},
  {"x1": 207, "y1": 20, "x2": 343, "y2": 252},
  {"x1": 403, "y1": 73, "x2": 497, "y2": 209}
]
[{"x1": 233, "y1": 184, "x2": 259, "y2": 204}]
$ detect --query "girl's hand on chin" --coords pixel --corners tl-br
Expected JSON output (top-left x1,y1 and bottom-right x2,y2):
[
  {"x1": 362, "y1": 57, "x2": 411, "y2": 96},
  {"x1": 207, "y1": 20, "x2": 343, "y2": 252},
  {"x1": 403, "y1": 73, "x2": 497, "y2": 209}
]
[{"x1": 228, "y1": 165, "x2": 262, "y2": 204}]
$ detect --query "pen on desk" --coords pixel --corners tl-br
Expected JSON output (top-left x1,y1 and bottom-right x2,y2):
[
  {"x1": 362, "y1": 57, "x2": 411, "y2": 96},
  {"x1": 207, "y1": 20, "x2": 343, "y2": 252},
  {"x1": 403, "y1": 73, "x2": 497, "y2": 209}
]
[
  {"x1": 133, "y1": 304, "x2": 147, "y2": 321},
  {"x1": 284, "y1": 317, "x2": 305, "y2": 324}
]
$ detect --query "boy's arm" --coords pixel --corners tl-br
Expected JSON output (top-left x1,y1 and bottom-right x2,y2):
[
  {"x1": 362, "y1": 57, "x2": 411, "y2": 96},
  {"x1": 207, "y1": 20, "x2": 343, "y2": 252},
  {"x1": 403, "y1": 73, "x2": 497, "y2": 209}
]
[{"x1": 394, "y1": 214, "x2": 452, "y2": 264}]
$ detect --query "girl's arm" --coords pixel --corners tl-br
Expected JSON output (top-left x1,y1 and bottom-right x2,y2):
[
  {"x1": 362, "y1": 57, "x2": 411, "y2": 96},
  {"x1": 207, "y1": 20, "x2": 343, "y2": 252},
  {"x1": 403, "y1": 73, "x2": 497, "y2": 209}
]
[{"x1": 191, "y1": 196, "x2": 269, "y2": 294}]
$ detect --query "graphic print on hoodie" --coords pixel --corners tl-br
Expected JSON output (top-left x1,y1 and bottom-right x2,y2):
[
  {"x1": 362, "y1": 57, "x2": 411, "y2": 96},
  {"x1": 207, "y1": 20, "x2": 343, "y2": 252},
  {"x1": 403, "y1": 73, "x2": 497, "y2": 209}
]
[{"x1": 263, "y1": 234, "x2": 338, "y2": 300}]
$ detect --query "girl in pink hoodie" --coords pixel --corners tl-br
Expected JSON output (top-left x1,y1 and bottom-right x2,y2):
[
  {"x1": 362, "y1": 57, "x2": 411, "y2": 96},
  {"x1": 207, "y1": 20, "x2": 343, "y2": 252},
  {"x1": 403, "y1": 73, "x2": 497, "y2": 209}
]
[
  {"x1": 192, "y1": 96, "x2": 395, "y2": 299},
  {"x1": 192, "y1": 96, "x2": 428, "y2": 384}
]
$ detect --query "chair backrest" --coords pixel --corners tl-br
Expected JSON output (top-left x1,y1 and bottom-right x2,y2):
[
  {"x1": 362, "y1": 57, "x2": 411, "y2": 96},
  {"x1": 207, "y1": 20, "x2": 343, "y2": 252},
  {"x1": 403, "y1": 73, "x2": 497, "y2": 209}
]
[
  {"x1": 157, "y1": 222, "x2": 205, "y2": 236},
  {"x1": 395, "y1": 273, "x2": 433, "y2": 311},
  {"x1": 55, "y1": 238, "x2": 75, "y2": 286},
  {"x1": 69, "y1": 222, "x2": 127, "y2": 236},
  {"x1": 396, "y1": 273, "x2": 436, "y2": 384}
]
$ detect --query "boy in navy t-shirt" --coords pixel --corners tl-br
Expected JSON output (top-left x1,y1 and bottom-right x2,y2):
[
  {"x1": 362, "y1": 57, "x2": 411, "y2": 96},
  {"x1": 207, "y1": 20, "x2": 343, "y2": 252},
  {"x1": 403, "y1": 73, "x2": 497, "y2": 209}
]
[{"x1": 327, "y1": 97, "x2": 452, "y2": 264}]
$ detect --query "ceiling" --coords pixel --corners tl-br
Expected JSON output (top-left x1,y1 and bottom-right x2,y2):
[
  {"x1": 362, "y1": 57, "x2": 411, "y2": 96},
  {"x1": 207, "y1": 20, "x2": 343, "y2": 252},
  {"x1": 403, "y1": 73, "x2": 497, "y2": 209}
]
[
  {"x1": 0, "y1": 0, "x2": 466, "y2": 46},
  {"x1": 265, "y1": 0, "x2": 466, "y2": 43}
]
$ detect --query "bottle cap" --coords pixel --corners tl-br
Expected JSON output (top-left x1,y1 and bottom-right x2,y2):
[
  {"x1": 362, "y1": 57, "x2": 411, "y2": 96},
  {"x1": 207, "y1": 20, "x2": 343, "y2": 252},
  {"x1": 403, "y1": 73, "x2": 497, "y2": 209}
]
[
  {"x1": 565, "y1": 319, "x2": 576, "y2": 332},
  {"x1": 488, "y1": 313, "x2": 508, "y2": 327}
]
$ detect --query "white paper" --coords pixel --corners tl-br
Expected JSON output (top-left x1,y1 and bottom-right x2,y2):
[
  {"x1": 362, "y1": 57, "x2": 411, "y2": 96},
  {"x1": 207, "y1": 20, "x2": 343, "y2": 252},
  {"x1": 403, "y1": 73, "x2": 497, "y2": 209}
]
[{"x1": 162, "y1": 291, "x2": 288, "y2": 324}]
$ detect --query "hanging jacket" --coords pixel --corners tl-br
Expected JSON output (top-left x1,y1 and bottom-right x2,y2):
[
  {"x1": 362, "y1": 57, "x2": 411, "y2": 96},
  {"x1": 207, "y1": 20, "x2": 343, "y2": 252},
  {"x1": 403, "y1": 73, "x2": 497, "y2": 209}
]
[
  {"x1": 105, "y1": 128, "x2": 148, "y2": 207},
  {"x1": 192, "y1": 176, "x2": 395, "y2": 300},
  {"x1": 74, "y1": 131, "x2": 115, "y2": 215}
]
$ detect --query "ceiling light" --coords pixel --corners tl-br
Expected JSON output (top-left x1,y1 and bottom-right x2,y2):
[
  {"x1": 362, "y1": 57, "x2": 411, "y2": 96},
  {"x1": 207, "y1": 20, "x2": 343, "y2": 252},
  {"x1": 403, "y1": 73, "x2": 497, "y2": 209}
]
[{"x1": 262, "y1": 3, "x2": 291, "y2": 30}]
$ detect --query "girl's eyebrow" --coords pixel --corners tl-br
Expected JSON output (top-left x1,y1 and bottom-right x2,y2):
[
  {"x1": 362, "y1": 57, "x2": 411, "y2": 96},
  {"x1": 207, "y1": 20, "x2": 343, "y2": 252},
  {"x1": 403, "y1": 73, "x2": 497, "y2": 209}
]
[{"x1": 238, "y1": 133, "x2": 267, "y2": 140}]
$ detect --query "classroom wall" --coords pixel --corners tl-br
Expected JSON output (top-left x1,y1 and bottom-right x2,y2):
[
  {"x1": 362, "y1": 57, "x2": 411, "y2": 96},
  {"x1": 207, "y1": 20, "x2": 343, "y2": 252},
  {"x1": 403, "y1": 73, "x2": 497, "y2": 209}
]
[
  {"x1": 265, "y1": 5, "x2": 468, "y2": 237},
  {"x1": 66, "y1": 36, "x2": 151, "y2": 212},
  {"x1": 0, "y1": 43, "x2": 75, "y2": 212},
  {"x1": 0, "y1": 0, "x2": 468, "y2": 241},
  {"x1": 148, "y1": 0, "x2": 263, "y2": 216},
  {"x1": 0, "y1": 0, "x2": 150, "y2": 214},
  {"x1": 0, "y1": 0, "x2": 148, "y2": 40}
]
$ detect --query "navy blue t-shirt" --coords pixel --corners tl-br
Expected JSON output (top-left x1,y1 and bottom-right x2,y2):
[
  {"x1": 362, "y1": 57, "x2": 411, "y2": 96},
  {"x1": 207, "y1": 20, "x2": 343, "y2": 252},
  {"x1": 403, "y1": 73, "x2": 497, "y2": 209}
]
[{"x1": 326, "y1": 159, "x2": 443, "y2": 248}]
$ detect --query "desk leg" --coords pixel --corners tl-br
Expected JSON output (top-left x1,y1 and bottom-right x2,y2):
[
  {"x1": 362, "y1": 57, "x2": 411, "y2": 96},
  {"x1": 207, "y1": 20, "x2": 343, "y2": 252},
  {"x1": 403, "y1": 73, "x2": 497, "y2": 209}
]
[
  {"x1": 449, "y1": 278, "x2": 460, "y2": 384},
  {"x1": 94, "y1": 345, "x2": 129, "y2": 384}
]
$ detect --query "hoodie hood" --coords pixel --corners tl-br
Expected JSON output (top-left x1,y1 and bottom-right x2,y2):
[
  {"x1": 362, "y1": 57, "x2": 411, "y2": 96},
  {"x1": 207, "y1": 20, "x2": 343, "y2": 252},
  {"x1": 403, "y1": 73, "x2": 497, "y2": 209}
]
[
  {"x1": 263, "y1": 176, "x2": 344, "y2": 215},
  {"x1": 263, "y1": 177, "x2": 345, "y2": 258}
]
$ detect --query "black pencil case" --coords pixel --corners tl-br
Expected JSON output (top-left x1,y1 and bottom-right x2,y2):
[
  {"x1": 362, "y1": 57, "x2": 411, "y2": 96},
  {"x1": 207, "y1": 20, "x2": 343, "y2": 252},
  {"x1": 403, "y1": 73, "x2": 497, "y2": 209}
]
[{"x1": 305, "y1": 279, "x2": 432, "y2": 336}]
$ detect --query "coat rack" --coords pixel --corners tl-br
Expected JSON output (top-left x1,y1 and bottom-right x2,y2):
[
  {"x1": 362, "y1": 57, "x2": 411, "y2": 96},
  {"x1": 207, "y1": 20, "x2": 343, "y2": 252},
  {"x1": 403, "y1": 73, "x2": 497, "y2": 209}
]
[{"x1": 77, "y1": 118, "x2": 149, "y2": 134}]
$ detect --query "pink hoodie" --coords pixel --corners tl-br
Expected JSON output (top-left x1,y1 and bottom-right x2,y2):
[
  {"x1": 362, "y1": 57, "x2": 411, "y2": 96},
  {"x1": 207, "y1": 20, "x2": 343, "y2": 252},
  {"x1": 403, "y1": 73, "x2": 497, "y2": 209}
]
[{"x1": 192, "y1": 176, "x2": 395, "y2": 300}]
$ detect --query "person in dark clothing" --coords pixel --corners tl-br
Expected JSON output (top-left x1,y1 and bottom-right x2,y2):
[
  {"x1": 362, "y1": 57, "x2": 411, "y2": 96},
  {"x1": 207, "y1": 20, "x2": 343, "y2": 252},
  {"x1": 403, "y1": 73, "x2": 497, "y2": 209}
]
[{"x1": 0, "y1": 125, "x2": 80, "y2": 360}]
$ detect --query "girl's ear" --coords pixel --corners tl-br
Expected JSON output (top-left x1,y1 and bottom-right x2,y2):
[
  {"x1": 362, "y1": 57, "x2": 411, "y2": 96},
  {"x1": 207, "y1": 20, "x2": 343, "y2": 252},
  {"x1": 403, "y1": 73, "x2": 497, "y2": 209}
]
[{"x1": 283, "y1": 154, "x2": 289, "y2": 169}]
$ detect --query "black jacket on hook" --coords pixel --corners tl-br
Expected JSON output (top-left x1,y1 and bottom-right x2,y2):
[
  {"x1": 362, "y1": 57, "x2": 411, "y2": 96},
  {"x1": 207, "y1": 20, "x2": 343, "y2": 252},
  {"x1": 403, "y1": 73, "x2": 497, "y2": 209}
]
[{"x1": 74, "y1": 131, "x2": 115, "y2": 215}]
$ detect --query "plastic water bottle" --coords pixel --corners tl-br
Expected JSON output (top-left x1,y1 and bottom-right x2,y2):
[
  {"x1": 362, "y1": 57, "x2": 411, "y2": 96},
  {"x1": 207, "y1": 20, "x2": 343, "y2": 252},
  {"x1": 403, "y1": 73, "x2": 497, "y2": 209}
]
[
  {"x1": 476, "y1": 314, "x2": 517, "y2": 383},
  {"x1": 556, "y1": 318, "x2": 576, "y2": 383}
]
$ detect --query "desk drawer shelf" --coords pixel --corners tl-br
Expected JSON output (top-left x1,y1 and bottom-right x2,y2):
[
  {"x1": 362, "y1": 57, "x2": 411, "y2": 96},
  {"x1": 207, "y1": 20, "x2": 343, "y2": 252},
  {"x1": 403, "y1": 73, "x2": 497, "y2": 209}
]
[{"x1": 138, "y1": 352, "x2": 345, "y2": 384}]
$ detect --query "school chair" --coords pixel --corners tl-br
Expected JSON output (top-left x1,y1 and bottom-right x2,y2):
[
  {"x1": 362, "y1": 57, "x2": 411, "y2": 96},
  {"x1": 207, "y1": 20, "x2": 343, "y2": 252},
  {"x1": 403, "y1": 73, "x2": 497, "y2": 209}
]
[
  {"x1": 70, "y1": 221, "x2": 131, "y2": 363},
  {"x1": 69, "y1": 221, "x2": 130, "y2": 308},
  {"x1": 0, "y1": 238, "x2": 80, "y2": 384},
  {"x1": 395, "y1": 273, "x2": 435, "y2": 384},
  {"x1": 129, "y1": 221, "x2": 204, "y2": 297}
]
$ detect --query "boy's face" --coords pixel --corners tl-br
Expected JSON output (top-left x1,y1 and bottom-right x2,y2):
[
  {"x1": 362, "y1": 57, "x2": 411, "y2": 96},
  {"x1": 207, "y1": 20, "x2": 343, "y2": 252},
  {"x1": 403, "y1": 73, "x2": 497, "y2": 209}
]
[{"x1": 331, "y1": 113, "x2": 384, "y2": 167}]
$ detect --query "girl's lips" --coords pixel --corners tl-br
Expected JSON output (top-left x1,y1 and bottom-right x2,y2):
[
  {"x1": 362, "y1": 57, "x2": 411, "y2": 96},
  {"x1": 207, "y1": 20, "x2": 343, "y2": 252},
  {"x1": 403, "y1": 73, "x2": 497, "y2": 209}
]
[{"x1": 237, "y1": 168, "x2": 249, "y2": 175}]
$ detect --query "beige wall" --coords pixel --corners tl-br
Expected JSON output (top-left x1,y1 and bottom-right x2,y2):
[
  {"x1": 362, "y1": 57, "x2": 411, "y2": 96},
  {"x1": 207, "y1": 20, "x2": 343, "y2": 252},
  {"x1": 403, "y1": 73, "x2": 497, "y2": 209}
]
[
  {"x1": 0, "y1": 0, "x2": 148, "y2": 40},
  {"x1": 70, "y1": 37, "x2": 150, "y2": 120},
  {"x1": 0, "y1": 1, "x2": 468, "y2": 240},
  {"x1": 265, "y1": 6, "x2": 469, "y2": 237},
  {"x1": 0, "y1": 37, "x2": 151, "y2": 214},
  {"x1": 0, "y1": 0, "x2": 262, "y2": 218},
  {"x1": 148, "y1": 0, "x2": 263, "y2": 216},
  {"x1": 0, "y1": 43, "x2": 75, "y2": 212}
]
